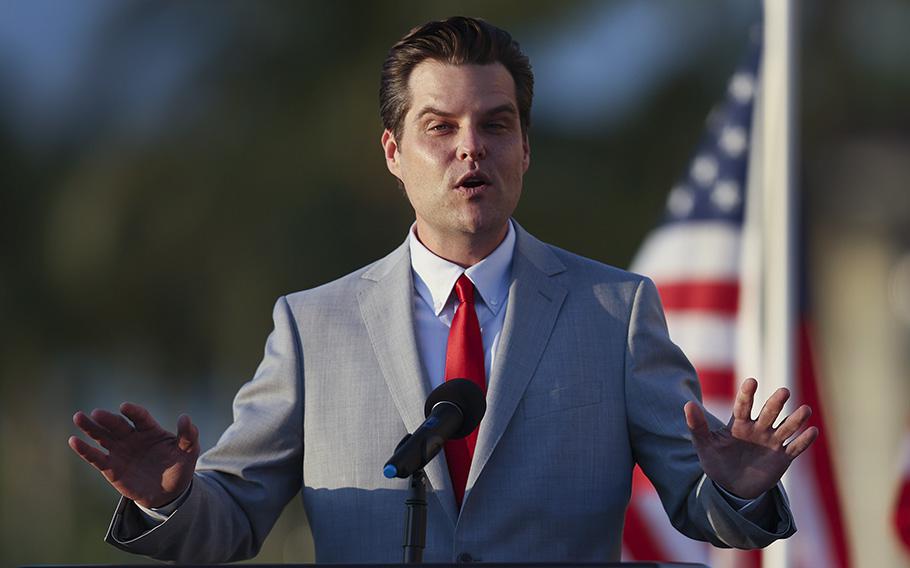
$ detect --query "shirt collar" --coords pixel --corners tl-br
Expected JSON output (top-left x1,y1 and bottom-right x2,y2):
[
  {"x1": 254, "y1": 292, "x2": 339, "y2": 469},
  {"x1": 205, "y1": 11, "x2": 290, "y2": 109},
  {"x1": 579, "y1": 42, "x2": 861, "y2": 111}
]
[{"x1": 408, "y1": 220, "x2": 515, "y2": 316}]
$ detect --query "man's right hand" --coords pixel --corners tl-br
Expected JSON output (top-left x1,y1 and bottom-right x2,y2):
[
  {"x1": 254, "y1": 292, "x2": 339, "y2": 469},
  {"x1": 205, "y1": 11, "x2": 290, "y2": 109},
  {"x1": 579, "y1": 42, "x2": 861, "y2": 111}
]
[{"x1": 68, "y1": 402, "x2": 200, "y2": 509}]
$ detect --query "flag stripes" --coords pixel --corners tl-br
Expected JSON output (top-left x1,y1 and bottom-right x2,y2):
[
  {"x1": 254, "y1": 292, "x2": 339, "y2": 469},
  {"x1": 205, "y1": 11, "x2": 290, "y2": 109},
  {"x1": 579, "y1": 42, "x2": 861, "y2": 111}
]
[{"x1": 656, "y1": 282, "x2": 740, "y2": 314}]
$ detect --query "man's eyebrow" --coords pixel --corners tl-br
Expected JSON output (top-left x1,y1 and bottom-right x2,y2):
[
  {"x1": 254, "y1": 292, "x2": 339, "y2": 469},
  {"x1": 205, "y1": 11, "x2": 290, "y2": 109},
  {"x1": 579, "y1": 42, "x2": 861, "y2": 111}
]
[
  {"x1": 415, "y1": 106, "x2": 455, "y2": 120},
  {"x1": 483, "y1": 104, "x2": 519, "y2": 118},
  {"x1": 414, "y1": 104, "x2": 519, "y2": 120}
]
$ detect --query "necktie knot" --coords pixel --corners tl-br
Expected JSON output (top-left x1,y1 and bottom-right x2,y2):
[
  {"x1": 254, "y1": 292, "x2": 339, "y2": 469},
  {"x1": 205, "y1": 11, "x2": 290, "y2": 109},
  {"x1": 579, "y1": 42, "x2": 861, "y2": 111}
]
[{"x1": 454, "y1": 274, "x2": 475, "y2": 305}]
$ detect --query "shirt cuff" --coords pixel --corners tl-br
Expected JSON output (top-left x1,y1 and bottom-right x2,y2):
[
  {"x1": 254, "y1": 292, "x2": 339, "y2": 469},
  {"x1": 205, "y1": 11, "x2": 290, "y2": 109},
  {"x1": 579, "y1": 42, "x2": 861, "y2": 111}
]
[
  {"x1": 134, "y1": 480, "x2": 193, "y2": 525},
  {"x1": 708, "y1": 475, "x2": 771, "y2": 516}
]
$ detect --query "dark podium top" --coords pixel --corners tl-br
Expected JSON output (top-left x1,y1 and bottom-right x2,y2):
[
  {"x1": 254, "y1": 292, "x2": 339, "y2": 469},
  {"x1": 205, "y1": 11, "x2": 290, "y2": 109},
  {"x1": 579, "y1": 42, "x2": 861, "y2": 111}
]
[{"x1": 22, "y1": 563, "x2": 710, "y2": 568}]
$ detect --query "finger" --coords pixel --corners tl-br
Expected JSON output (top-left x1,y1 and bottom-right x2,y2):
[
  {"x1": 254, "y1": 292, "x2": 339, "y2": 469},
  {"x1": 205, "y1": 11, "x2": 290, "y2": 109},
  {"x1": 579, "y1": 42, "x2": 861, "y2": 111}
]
[
  {"x1": 176, "y1": 414, "x2": 199, "y2": 452},
  {"x1": 732, "y1": 378, "x2": 758, "y2": 422},
  {"x1": 68, "y1": 435, "x2": 111, "y2": 470},
  {"x1": 684, "y1": 401, "x2": 711, "y2": 440},
  {"x1": 72, "y1": 411, "x2": 116, "y2": 450},
  {"x1": 756, "y1": 387, "x2": 791, "y2": 430},
  {"x1": 785, "y1": 426, "x2": 819, "y2": 459},
  {"x1": 774, "y1": 404, "x2": 812, "y2": 443},
  {"x1": 120, "y1": 402, "x2": 161, "y2": 432},
  {"x1": 91, "y1": 409, "x2": 134, "y2": 438}
]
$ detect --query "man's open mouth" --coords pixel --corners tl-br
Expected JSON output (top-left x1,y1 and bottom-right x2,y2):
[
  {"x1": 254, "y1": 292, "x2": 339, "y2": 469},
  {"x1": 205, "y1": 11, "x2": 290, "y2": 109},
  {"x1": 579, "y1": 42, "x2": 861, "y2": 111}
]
[{"x1": 455, "y1": 173, "x2": 491, "y2": 191}]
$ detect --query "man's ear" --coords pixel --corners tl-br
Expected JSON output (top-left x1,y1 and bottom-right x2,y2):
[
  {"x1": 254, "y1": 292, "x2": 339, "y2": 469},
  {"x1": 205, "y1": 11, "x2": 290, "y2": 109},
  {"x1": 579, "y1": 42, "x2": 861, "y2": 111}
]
[
  {"x1": 522, "y1": 134, "x2": 531, "y2": 174},
  {"x1": 381, "y1": 129, "x2": 402, "y2": 180}
]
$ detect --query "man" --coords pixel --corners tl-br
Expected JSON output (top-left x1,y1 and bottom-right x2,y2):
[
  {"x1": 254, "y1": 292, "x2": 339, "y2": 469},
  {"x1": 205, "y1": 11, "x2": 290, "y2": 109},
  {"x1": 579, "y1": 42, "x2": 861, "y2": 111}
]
[{"x1": 69, "y1": 17, "x2": 817, "y2": 563}]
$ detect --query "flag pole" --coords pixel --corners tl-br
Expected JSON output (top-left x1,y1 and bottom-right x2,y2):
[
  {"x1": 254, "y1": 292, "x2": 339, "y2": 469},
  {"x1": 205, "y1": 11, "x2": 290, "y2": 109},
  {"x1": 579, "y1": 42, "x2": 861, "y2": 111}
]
[{"x1": 761, "y1": 0, "x2": 798, "y2": 566}]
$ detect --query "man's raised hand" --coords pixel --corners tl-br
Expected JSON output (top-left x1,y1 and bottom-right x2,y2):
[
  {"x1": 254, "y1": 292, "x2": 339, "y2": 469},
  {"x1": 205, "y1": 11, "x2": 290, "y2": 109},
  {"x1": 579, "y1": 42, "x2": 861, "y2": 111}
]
[
  {"x1": 684, "y1": 378, "x2": 819, "y2": 500},
  {"x1": 68, "y1": 402, "x2": 200, "y2": 509}
]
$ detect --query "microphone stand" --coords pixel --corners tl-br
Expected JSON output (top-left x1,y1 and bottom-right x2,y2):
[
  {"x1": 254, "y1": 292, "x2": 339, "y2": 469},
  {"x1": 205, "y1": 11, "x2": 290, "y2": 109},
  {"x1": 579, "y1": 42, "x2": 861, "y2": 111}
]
[
  {"x1": 402, "y1": 468, "x2": 428, "y2": 563},
  {"x1": 386, "y1": 380, "x2": 485, "y2": 563}
]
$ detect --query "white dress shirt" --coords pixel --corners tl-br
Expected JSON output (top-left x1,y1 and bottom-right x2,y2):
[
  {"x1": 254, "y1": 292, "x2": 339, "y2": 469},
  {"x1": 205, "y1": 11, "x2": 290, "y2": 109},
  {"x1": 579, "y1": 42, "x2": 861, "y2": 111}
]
[{"x1": 408, "y1": 220, "x2": 515, "y2": 389}]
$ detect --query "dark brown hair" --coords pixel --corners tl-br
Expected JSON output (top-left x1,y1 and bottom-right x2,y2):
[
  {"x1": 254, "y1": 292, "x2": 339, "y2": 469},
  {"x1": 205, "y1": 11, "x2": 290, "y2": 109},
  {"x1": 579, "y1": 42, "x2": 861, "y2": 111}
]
[{"x1": 379, "y1": 16, "x2": 534, "y2": 143}]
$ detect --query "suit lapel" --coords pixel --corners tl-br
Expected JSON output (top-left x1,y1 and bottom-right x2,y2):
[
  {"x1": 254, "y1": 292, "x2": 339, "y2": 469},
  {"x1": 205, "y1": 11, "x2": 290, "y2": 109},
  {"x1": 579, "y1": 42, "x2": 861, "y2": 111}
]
[
  {"x1": 357, "y1": 242, "x2": 459, "y2": 526},
  {"x1": 465, "y1": 225, "x2": 567, "y2": 500}
]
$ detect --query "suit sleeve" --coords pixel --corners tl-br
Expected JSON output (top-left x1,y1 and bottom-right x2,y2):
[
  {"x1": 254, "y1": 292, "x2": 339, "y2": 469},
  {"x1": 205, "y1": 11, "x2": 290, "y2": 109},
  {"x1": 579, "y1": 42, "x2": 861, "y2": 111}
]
[
  {"x1": 105, "y1": 295, "x2": 304, "y2": 563},
  {"x1": 624, "y1": 277, "x2": 796, "y2": 549}
]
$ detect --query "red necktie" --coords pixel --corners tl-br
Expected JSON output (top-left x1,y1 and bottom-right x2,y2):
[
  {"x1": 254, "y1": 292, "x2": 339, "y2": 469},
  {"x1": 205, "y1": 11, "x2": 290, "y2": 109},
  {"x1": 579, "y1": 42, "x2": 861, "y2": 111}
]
[{"x1": 444, "y1": 274, "x2": 487, "y2": 508}]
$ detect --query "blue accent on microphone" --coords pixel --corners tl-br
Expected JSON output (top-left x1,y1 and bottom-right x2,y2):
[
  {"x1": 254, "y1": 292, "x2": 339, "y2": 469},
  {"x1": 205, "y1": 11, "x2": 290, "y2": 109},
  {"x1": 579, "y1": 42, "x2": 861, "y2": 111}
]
[{"x1": 383, "y1": 464, "x2": 398, "y2": 478}]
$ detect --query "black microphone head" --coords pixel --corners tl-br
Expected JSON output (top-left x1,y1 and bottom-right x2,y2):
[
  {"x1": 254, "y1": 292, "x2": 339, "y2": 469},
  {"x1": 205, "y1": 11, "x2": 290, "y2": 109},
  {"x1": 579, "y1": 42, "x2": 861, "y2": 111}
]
[{"x1": 424, "y1": 378, "x2": 486, "y2": 439}]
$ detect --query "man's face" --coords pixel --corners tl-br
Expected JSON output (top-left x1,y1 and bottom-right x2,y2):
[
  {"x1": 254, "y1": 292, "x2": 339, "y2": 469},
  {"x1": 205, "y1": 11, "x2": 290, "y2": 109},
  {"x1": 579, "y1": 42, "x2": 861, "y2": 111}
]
[{"x1": 381, "y1": 61, "x2": 530, "y2": 251}]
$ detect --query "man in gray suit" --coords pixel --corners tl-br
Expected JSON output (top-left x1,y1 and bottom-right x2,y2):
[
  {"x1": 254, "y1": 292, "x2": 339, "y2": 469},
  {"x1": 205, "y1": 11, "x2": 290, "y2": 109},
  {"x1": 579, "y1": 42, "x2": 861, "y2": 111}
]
[{"x1": 69, "y1": 16, "x2": 818, "y2": 564}]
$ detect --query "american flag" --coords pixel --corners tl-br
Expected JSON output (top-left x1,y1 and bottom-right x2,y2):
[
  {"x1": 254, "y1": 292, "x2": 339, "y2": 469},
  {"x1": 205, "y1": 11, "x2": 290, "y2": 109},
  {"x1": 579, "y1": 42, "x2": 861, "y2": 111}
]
[{"x1": 622, "y1": 30, "x2": 850, "y2": 568}]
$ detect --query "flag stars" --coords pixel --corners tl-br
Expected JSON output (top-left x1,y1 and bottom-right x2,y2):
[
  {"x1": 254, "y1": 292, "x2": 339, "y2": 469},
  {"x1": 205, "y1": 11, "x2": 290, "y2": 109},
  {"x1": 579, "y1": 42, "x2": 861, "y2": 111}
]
[
  {"x1": 720, "y1": 125, "x2": 748, "y2": 158},
  {"x1": 711, "y1": 180, "x2": 742, "y2": 212},
  {"x1": 667, "y1": 185, "x2": 695, "y2": 218},
  {"x1": 661, "y1": 48, "x2": 756, "y2": 224},
  {"x1": 729, "y1": 72, "x2": 756, "y2": 103},
  {"x1": 691, "y1": 154, "x2": 719, "y2": 187}
]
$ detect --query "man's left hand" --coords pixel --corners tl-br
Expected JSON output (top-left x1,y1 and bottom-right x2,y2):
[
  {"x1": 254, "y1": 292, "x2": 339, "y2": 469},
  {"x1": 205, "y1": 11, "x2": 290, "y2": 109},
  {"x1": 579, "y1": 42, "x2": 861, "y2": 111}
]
[{"x1": 684, "y1": 377, "x2": 819, "y2": 500}]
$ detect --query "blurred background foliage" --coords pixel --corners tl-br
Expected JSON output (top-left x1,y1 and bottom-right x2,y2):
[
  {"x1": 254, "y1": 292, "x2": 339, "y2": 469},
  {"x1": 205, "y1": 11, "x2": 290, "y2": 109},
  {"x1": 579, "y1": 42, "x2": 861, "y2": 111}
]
[{"x1": 0, "y1": 0, "x2": 907, "y2": 565}]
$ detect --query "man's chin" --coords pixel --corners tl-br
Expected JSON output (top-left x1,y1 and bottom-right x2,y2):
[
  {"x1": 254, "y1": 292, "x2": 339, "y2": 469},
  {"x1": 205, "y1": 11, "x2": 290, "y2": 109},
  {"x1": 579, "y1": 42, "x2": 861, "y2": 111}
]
[{"x1": 456, "y1": 216, "x2": 511, "y2": 241}]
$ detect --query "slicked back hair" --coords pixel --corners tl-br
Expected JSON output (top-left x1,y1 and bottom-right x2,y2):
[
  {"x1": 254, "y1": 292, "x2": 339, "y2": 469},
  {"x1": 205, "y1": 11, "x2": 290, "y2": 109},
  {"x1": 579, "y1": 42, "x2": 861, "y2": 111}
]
[{"x1": 380, "y1": 16, "x2": 533, "y2": 143}]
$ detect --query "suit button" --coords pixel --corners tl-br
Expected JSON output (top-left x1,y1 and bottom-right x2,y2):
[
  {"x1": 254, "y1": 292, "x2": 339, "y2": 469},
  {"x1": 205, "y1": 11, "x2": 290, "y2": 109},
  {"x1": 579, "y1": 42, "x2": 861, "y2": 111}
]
[{"x1": 457, "y1": 552, "x2": 474, "y2": 563}]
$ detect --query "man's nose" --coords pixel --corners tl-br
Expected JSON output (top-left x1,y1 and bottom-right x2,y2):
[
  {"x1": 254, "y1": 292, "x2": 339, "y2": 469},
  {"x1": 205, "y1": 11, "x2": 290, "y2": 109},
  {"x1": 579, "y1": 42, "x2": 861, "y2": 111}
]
[{"x1": 457, "y1": 128, "x2": 486, "y2": 161}]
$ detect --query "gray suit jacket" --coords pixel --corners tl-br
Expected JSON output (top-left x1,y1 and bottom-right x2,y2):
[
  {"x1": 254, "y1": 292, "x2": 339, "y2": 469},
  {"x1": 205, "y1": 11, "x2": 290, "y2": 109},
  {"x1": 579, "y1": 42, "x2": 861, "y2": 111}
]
[{"x1": 106, "y1": 223, "x2": 795, "y2": 563}]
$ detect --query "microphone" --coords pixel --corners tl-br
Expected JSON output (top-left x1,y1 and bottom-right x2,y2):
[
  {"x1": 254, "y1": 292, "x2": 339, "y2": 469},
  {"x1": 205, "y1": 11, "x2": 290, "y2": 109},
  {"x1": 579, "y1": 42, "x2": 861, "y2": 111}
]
[{"x1": 383, "y1": 378, "x2": 486, "y2": 479}]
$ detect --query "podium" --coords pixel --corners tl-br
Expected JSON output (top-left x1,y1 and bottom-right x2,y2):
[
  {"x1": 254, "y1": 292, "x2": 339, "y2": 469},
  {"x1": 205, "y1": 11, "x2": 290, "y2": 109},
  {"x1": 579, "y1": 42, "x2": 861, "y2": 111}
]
[{"x1": 20, "y1": 562, "x2": 709, "y2": 568}]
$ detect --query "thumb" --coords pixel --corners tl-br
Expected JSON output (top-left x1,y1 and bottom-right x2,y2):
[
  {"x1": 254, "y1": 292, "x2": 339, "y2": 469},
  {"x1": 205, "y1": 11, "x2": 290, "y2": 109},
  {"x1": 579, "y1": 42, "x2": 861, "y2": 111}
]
[
  {"x1": 684, "y1": 401, "x2": 711, "y2": 440},
  {"x1": 176, "y1": 414, "x2": 199, "y2": 453}
]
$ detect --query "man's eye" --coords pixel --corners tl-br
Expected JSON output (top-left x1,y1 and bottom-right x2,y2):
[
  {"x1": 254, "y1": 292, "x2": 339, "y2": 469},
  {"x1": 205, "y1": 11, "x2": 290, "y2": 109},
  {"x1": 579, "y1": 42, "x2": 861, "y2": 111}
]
[
  {"x1": 486, "y1": 123, "x2": 507, "y2": 131},
  {"x1": 428, "y1": 123, "x2": 451, "y2": 132}
]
